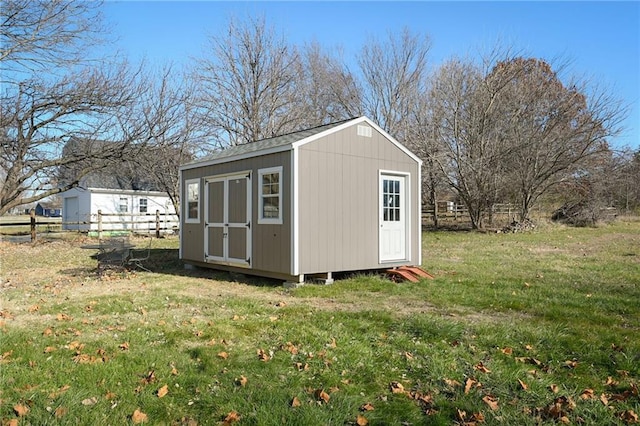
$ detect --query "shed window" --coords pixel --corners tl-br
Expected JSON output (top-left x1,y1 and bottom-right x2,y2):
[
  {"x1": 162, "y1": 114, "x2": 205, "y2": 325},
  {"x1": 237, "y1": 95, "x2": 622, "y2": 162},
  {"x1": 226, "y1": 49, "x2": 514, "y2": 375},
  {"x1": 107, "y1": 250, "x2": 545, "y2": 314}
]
[
  {"x1": 258, "y1": 167, "x2": 282, "y2": 224},
  {"x1": 139, "y1": 198, "x2": 148, "y2": 213},
  {"x1": 185, "y1": 179, "x2": 200, "y2": 223}
]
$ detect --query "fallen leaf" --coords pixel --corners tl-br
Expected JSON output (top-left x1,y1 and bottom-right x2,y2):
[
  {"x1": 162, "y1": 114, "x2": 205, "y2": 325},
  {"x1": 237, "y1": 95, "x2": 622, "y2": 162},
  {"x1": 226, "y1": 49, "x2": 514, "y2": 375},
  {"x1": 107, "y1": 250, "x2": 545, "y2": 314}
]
[
  {"x1": 518, "y1": 379, "x2": 528, "y2": 391},
  {"x1": 56, "y1": 313, "x2": 72, "y2": 321},
  {"x1": 81, "y1": 397, "x2": 98, "y2": 406},
  {"x1": 257, "y1": 349, "x2": 270, "y2": 362},
  {"x1": 131, "y1": 408, "x2": 148, "y2": 424},
  {"x1": 563, "y1": 360, "x2": 578, "y2": 369},
  {"x1": 356, "y1": 414, "x2": 369, "y2": 425},
  {"x1": 328, "y1": 338, "x2": 337, "y2": 348},
  {"x1": 482, "y1": 395, "x2": 499, "y2": 411},
  {"x1": 550, "y1": 384, "x2": 559, "y2": 393},
  {"x1": 456, "y1": 409, "x2": 467, "y2": 422},
  {"x1": 275, "y1": 301, "x2": 287, "y2": 307},
  {"x1": 119, "y1": 342, "x2": 130, "y2": 351},
  {"x1": 390, "y1": 382, "x2": 405, "y2": 394},
  {"x1": 157, "y1": 385, "x2": 169, "y2": 398},
  {"x1": 444, "y1": 378, "x2": 461, "y2": 388},
  {"x1": 54, "y1": 406, "x2": 68, "y2": 418},
  {"x1": 105, "y1": 391, "x2": 117, "y2": 401},
  {"x1": 49, "y1": 384, "x2": 71, "y2": 398},
  {"x1": 471, "y1": 412, "x2": 485, "y2": 423},
  {"x1": 474, "y1": 362, "x2": 491, "y2": 373},
  {"x1": 29, "y1": 305, "x2": 39, "y2": 312},
  {"x1": 501, "y1": 347, "x2": 513, "y2": 355},
  {"x1": 464, "y1": 378, "x2": 477, "y2": 394},
  {"x1": 44, "y1": 346, "x2": 57, "y2": 353},
  {"x1": 580, "y1": 389, "x2": 595, "y2": 400},
  {"x1": 605, "y1": 376, "x2": 619, "y2": 387},
  {"x1": 282, "y1": 342, "x2": 298, "y2": 354},
  {"x1": 360, "y1": 402, "x2": 375, "y2": 411},
  {"x1": 314, "y1": 389, "x2": 330, "y2": 403},
  {"x1": 600, "y1": 393, "x2": 609, "y2": 406},
  {"x1": 235, "y1": 375, "x2": 247, "y2": 387},
  {"x1": 618, "y1": 410, "x2": 638, "y2": 423},
  {"x1": 223, "y1": 410, "x2": 240, "y2": 424},
  {"x1": 217, "y1": 351, "x2": 229, "y2": 360},
  {"x1": 291, "y1": 396, "x2": 301, "y2": 407},
  {"x1": 14, "y1": 403, "x2": 29, "y2": 417},
  {"x1": 67, "y1": 341, "x2": 84, "y2": 351},
  {"x1": 294, "y1": 362, "x2": 309, "y2": 371},
  {"x1": 141, "y1": 370, "x2": 156, "y2": 384},
  {"x1": 170, "y1": 363, "x2": 179, "y2": 375},
  {"x1": 43, "y1": 327, "x2": 53, "y2": 336}
]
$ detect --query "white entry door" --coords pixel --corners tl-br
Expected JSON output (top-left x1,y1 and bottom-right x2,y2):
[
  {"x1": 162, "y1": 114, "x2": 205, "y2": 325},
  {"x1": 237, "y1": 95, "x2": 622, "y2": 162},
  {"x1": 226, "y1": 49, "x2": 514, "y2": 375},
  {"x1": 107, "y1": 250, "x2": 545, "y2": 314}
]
[
  {"x1": 205, "y1": 173, "x2": 251, "y2": 267},
  {"x1": 379, "y1": 173, "x2": 408, "y2": 262}
]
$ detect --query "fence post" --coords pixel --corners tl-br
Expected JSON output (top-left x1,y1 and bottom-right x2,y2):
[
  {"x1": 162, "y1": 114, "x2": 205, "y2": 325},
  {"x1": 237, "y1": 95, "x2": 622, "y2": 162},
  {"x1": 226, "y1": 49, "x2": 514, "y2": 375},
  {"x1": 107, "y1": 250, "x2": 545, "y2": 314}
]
[
  {"x1": 155, "y1": 210, "x2": 160, "y2": 238},
  {"x1": 30, "y1": 209, "x2": 36, "y2": 242},
  {"x1": 97, "y1": 209, "x2": 103, "y2": 239}
]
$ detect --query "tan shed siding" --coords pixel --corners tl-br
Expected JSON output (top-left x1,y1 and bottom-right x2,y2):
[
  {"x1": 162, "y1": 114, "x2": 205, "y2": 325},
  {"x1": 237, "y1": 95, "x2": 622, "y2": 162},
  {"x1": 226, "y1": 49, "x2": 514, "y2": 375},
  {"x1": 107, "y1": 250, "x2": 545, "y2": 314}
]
[
  {"x1": 180, "y1": 151, "x2": 292, "y2": 274},
  {"x1": 297, "y1": 124, "x2": 419, "y2": 273}
]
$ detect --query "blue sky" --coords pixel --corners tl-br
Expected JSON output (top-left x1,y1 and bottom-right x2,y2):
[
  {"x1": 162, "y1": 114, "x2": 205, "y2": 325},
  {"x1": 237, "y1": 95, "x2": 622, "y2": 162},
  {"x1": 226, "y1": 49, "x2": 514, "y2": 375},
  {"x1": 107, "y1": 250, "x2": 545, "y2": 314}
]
[{"x1": 103, "y1": 1, "x2": 639, "y2": 149}]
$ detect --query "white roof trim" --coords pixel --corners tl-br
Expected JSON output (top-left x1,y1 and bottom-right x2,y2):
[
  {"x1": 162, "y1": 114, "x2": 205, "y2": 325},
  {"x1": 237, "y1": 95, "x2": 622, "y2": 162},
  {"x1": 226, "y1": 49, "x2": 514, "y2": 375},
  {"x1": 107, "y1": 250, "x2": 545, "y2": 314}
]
[{"x1": 292, "y1": 116, "x2": 422, "y2": 165}]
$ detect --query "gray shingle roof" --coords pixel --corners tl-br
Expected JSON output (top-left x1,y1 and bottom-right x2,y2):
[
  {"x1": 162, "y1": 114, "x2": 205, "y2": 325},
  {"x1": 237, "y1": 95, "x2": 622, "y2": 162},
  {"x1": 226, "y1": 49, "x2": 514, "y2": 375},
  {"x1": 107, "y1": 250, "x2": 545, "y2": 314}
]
[{"x1": 190, "y1": 118, "x2": 356, "y2": 164}]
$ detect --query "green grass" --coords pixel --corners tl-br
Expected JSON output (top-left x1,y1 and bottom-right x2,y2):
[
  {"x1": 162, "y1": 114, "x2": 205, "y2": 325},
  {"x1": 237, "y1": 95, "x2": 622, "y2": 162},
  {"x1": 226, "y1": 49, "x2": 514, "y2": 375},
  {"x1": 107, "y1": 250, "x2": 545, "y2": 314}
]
[{"x1": 1, "y1": 221, "x2": 639, "y2": 425}]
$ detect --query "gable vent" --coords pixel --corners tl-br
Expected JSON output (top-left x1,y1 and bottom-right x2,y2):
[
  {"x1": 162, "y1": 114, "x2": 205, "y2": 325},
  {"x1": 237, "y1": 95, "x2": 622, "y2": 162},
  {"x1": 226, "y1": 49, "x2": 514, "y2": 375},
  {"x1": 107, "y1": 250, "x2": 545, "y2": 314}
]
[{"x1": 357, "y1": 124, "x2": 372, "y2": 138}]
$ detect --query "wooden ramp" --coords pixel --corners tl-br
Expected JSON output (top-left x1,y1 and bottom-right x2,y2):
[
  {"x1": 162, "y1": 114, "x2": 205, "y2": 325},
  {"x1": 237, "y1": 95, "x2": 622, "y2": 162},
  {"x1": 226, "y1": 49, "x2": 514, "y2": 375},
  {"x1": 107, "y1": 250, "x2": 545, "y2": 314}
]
[{"x1": 386, "y1": 266, "x2": 435, "y2": 283}]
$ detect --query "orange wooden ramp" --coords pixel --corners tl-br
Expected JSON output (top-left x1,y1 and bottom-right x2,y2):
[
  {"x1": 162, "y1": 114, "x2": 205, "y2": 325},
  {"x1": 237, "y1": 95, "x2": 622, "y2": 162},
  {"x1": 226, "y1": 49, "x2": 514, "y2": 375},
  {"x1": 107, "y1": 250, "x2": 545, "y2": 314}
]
[{"x1": 385, "y1": 266, "x2": 435, "y2": 283}]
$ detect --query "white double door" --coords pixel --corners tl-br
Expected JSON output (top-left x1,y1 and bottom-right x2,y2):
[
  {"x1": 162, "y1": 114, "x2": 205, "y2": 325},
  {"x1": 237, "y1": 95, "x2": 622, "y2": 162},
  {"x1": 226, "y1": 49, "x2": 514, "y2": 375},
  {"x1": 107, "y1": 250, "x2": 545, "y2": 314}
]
[
  {"x1": 204, "y1": 173, "x2": 251, "y2": 267},
  {"x1": 379, "y1": 173, "x2": 408, "y2": 263}
]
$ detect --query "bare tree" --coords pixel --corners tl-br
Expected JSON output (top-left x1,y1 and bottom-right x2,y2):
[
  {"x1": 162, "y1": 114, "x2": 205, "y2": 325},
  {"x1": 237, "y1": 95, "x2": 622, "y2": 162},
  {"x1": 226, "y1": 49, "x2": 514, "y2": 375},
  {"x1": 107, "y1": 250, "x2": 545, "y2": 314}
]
[
  {"x1": 0, "y1": 0, "x2": 105, "y2": 77},
  {"x1": 0, "y1": 0, "x2": 188, "y2": 216},
  {"x1": 295, "y1": 41, "x2": 362, "y2": 127},
  {"x1": 128, "y1": 66, "x2": 202, "y2": 215},
  {"x1": 357, "y1": 27, "x2": 431, "y2": 139},
  {"x1": 488, "y1": 58, "x2": 626, "y2": 220},
  {"x1": 0, "y1": 62, "x2": 147, "y2": 215},
  {"x1": 194, "y1": 16, "x2": 301, "y2": 147},
  {"x1": 426, "y1": 58, "x2": 511, "y2": 229}
]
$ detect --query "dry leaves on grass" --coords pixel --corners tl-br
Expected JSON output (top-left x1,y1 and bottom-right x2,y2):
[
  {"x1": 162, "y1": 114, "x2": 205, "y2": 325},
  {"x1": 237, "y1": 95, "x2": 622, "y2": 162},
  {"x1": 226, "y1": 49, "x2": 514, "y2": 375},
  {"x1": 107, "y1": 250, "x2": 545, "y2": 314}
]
[
  {"x1": 157, "y1": 385, "x2": 169, "y2": 398},
  {"x1": 131, "y1": 408, "x2": 148, "y2": 424},
  {"x1": 314, "y1": 389, "x2": 330, "y2": 404},
  {"x1": 223, "y1": 410, "x2": 240, "y2": 424},
  {"x1": 13, "y1": 403, "x2": 29, "y2": 417},
  {"x1": 291, "y1": 396, "x2": 301, "y2": 407}
]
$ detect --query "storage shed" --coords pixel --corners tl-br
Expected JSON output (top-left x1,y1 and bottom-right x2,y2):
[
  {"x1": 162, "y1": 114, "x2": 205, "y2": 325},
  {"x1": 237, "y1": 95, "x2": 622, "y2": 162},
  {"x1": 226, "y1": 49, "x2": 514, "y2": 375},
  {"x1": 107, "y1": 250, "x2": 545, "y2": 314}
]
[{"x1": 179, "y1": 116, "x2": 422, "y2": 284}]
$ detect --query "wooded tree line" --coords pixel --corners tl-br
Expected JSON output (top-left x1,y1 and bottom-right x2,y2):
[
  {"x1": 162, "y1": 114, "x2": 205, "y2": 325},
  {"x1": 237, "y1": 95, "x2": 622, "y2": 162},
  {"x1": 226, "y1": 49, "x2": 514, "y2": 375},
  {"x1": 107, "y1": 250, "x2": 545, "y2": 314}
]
[{"x1": 2, "y1": 1, "x2": 637, "y2": 227}]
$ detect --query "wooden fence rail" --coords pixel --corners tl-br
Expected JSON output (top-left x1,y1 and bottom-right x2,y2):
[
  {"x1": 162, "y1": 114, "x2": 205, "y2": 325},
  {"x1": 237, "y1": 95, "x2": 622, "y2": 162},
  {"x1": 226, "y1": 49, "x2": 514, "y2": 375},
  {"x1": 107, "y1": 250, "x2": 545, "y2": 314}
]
[
  {"x1": 0, "y1": 209, "x2": 179, "y2": 242},
  {"x1": 421, "y1": 203, "x2": 519, "y2": 224}
]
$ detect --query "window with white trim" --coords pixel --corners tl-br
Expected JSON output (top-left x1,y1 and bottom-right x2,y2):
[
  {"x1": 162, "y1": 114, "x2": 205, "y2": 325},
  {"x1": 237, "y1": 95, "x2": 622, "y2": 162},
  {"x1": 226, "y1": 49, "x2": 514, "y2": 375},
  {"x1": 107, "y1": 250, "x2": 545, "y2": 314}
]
[
  {"x1": 258, "y1": 167, "x2": 282, "y2": 224},
  {"x1": 185, "y1": 179, "x2": 200, "y2": 223},
  {"x1": 118, "y1": 197, "x2": 128, "y2": 213}
]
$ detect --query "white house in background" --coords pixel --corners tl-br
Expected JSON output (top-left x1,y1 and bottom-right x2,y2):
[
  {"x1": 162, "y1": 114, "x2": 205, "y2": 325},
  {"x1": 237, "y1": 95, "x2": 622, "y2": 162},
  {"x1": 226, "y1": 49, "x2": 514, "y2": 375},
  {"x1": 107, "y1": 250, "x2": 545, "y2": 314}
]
[{"x1": 61, "y1": 187, "x2": 178, "y2": 234}]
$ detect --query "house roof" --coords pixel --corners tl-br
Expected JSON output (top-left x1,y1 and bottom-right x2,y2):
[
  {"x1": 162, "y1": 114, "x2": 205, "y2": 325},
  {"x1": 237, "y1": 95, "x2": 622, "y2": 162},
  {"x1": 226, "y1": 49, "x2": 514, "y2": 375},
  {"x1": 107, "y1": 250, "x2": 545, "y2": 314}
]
[{"x1": 180, "y1": 116, "x2": 421, "y2": 171}]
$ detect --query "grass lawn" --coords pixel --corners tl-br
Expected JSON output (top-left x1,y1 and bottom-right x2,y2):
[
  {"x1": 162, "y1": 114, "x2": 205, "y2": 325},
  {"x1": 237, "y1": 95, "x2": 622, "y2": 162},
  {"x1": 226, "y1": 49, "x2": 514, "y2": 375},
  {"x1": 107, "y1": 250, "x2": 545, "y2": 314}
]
[{"x1": 1, "y1": 220, "x2": 638, "y2": 425}]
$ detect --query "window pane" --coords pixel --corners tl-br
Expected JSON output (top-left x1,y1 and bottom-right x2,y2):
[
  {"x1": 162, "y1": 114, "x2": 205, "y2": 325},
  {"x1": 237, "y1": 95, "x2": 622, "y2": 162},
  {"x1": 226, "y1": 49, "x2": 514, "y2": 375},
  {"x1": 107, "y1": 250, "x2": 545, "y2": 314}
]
[
  {"x1": 263, "y1": 196, "x2": 280, "y2": 218},
  {"x1": 186, "y1": 180, "x2": 199, "y2": 221}
]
